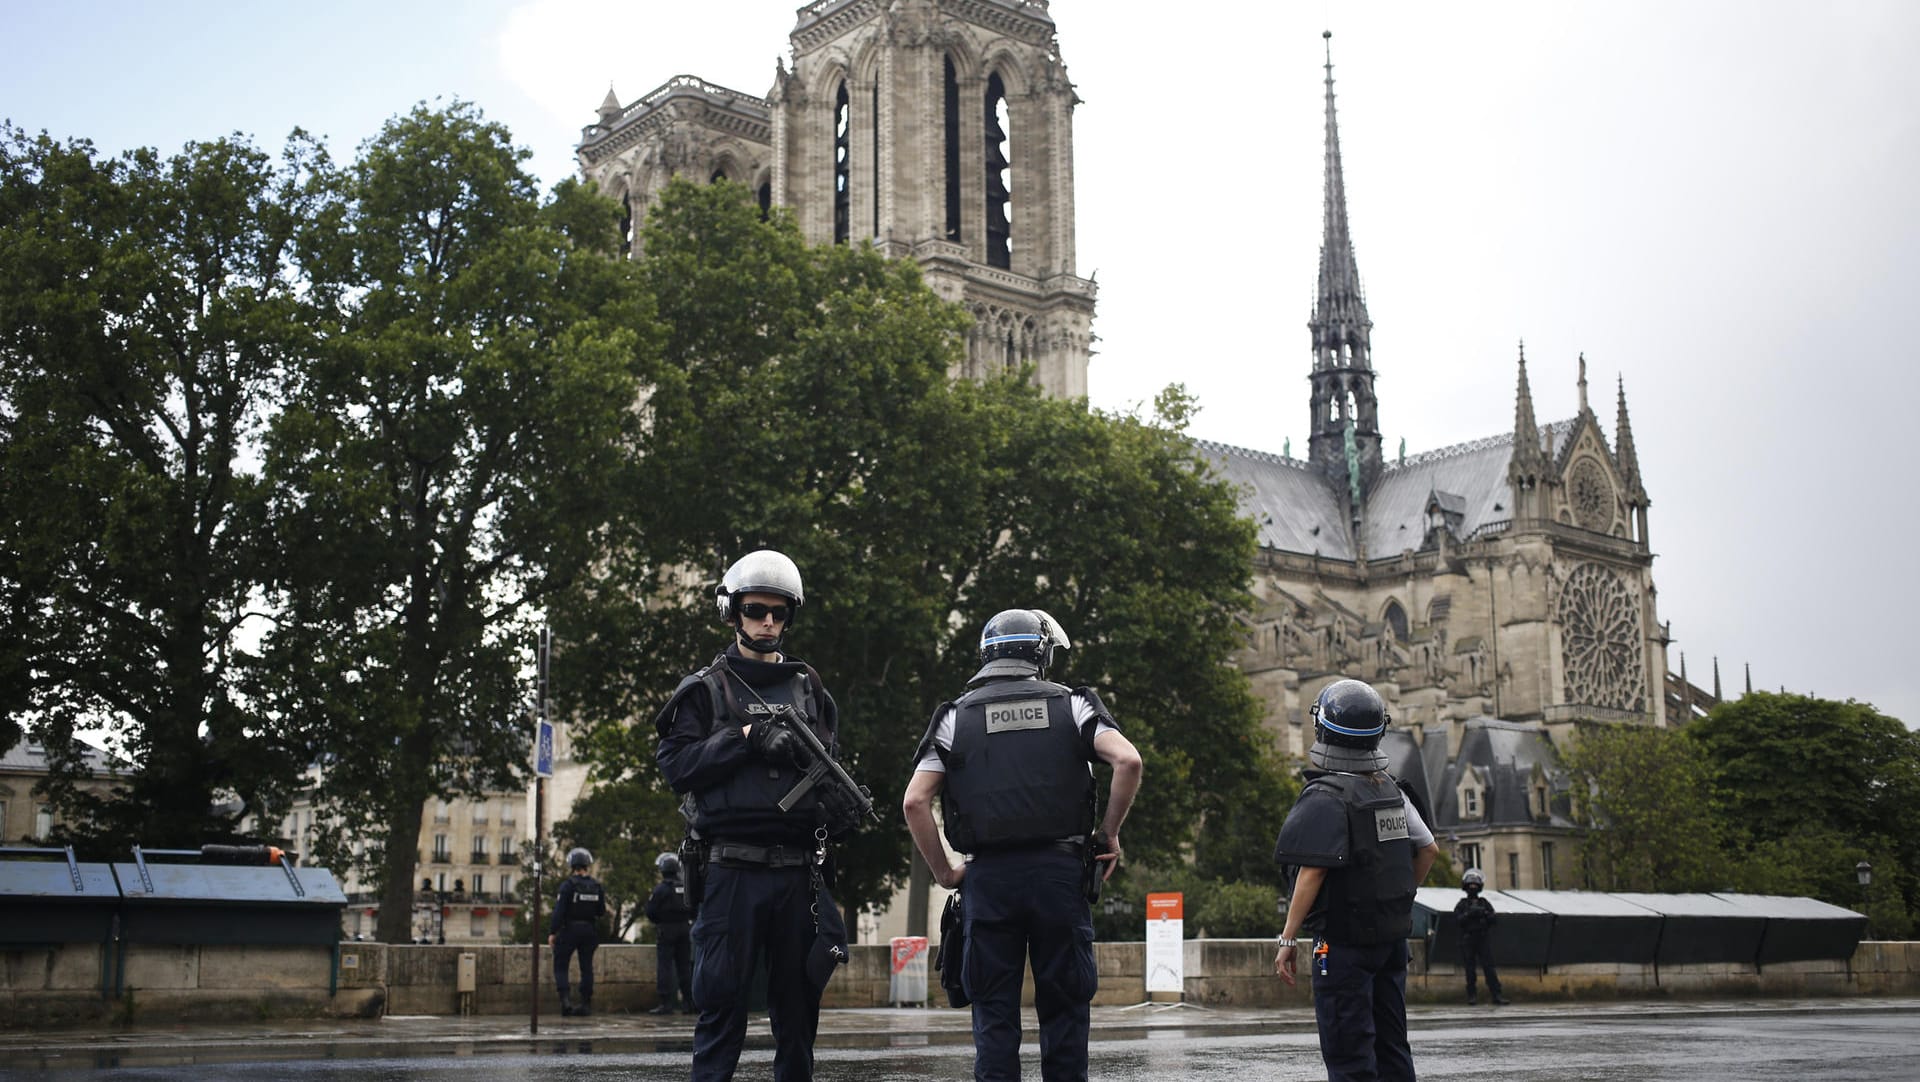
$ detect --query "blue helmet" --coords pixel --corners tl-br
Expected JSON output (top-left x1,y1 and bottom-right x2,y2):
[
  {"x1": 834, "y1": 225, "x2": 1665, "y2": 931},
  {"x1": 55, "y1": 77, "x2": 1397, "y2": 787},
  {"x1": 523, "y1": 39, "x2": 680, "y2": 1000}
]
[
  {"x1": 975, "y1": 609, "x2": 1071, "y2": 681},
  {"x1": 1308, "y1": 679, "x2": 1390, "y2": 771}
]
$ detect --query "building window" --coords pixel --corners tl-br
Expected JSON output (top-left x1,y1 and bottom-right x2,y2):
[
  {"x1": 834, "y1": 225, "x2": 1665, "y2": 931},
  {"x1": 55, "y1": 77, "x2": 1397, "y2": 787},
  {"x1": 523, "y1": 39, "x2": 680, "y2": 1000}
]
[
  {"x1": 756, "y1": 180, "x2": 772, "y2": 220},
  {"x1": 472, "y1": 802, "x2": 489, "y2": 826},
  {"x1": 1459, "y1": 843, "x2": 1481, "y2": 873},
  {"x1": 437, "y1": 871, "x2": 448, "y2": 892},
  {"x1": 1534, "y1": 785, "x2": 1549, "y2": 819},
  {"x1": 1383, "y1": 600, "x2": 1409, "y2": 643},
  {"x1": 1541, "y1": 842, "x2": 1556, "y2": 890},
  {"x1": 500, "y1": 873, "x2": 515, "y2": 898},
  {"x1": 500, "y1": 804, "x2": 517, "y2": 828},
  {"x1": 471, "y1": 911, "x2": 486, "y2": 937},
  {"x1": 1507, "y1": 852, "x2": 1520, "y2": 889},
  {"x1": 832, "y1": 81, "x2": 850, "y2": 245},
  {"x1": 472, "y1": 835, "x2": 489, "y2": 864},
  {"x1": 432, "y1": 834, "x2": 450, "y2": 863},
  {"x1": 943, "y1": 56, "x2": 961, "y2": 242},
  {"x1": 472, "y1": 873, "x2": 486, "y2": 897},
  {"x1": 434, "y1": 800, "x2": 450, "y2": 824},
  {"x1": 983, "y1": 71, "x2": 1011, "y2": 269},
  {"x1": 35, "y1": 805, "x2": 53, "y2": 839},
  {"x1": 1463, "y1": 788, "x2": 1479, "y2": 818}
]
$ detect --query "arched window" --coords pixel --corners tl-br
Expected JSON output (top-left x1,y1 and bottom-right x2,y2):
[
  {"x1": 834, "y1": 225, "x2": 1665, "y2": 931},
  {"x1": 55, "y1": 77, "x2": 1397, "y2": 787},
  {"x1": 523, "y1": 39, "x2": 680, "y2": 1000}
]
[
  {"x1": 833, "y1": 81, "x2": 850, "y2": 245},
  {"x1": 757, "y1": 180, "x2": 772, "y2": 220},
  {"x1": 1383, "y1": 600, "x2": 1409, "y2": 643},
  {"x1": 618, "y1": 193, "x2": 633, "y2": 254},
  {"x1": 944, "y1": 56, "x2": 961, "y2": 241},
  {"x1": 984, "y1": 71, "x2": 1011, "y2": 268},
  {"x1": 710, "y1": 167, "x2": 729, "y2": 183}
]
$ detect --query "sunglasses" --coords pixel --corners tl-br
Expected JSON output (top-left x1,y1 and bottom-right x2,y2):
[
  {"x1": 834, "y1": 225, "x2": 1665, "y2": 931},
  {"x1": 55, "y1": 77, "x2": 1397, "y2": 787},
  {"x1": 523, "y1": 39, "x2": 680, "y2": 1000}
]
[{"x1": 739, "y1": 602, "x2": 792, "y2": 623}]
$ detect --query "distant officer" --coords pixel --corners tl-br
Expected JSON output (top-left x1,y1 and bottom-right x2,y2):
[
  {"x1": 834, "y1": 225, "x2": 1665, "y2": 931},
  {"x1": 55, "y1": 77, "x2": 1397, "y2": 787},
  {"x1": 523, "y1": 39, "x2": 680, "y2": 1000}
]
[
  {"x1": 904, "y1": 608, "x2": 1143, "y2": 1082},
  {"x1": 1453, "y1": 868, "x2": 1508, "y2": 1006},
  {"x1": 647, "y1": 850, "x2": 696, "y2": 1014},
  {"x1": 549, "y1": 846, "x2": 606, "y2": 1017},
  {"x1": 656, "y1": 549, "x2": 854, "y2": 1082},
  {"x1": 1273, "y1": 679, "x2": 1440, "y2": 1082}
]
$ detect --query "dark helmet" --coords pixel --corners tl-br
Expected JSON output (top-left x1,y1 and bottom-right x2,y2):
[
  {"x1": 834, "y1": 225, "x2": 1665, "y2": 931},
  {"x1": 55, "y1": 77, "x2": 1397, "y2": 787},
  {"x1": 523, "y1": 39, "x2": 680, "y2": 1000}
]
[
  {"x1": 656, "y1": 851, "x2": 680, "y2": 878},
  {"x1": 1462, "y1": 867, "x2": 1485, "y2": 891},
  {"x1": 974, "y1": 608, "x2": 1071, "y2": 682},
  {"x1": 1307, "y1": 678, "x2": 1390, "y2": 772},
  {"x1": 567, "y1": 847, "x2": 593, "y2": 869},
  {"x1": 716, "y1": 549, "x2": 805, "y2": 653}
]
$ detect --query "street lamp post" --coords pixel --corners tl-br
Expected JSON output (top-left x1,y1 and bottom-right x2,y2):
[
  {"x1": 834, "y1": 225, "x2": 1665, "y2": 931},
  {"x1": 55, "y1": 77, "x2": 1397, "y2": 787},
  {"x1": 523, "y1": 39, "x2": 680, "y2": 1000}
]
[{"x1": 1855, "y1": 860, "x2": 1873, "y2": 936}]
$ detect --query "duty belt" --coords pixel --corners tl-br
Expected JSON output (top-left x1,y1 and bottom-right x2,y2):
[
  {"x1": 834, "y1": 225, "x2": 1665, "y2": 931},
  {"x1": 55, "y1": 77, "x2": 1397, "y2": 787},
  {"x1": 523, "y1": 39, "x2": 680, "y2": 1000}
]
[
  {"x1": 710, "y1": 841, "x2": 812, "y2": 868},
  {"x1": 974, "y1": 838, "x2": 1084, "y2": 859}
]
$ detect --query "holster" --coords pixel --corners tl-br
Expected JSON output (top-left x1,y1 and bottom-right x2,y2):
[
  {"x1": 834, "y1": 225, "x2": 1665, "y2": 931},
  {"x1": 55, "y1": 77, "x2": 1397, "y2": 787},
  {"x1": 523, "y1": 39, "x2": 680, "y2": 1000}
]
[
  {"x1": 678, "y1": 834, "x2": 708, "y2": 912},
  {"x1": 935, "y1": 891, "x2": 968, "y2": 1007},
  {"x1": 1083, "y1": 830, "x2": 1111, "y2": 904}
]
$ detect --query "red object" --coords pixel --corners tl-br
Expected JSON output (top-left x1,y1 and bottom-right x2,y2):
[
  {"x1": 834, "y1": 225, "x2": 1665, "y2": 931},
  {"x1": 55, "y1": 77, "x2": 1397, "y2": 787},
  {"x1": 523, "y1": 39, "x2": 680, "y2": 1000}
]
[
  {"x1": 1146, "y1": 892, "x2": 1184, "y2": 920},
  {"x1": 473, "y1": 907, "x2": 489, "y2": 916}
]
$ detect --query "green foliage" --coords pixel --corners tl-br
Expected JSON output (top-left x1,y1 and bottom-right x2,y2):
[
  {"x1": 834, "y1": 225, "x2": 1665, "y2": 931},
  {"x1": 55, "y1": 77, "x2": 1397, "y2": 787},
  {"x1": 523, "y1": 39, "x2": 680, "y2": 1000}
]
[
  {"x1": 1091, "y1": 864, "x2": 1282, "y2": 940},
  {"x1": 553, "y1": 177, "x2": 1268, "y2": 931},
  {"x1": 552, "y1": 778, "x2": 679, "y2": 940},
  {"x1": 1686, "y1": 692, "x2": 1919, "y2": 937},
  {"x1": 0, "y1": 124, "x2": 333, "y2": 845},
  {"x1": 259, "y1": 101, "x2": 653, "y2": 941},
  {"x1": 1558, "y1": 722, "x2": 1729, "y2": 891}
]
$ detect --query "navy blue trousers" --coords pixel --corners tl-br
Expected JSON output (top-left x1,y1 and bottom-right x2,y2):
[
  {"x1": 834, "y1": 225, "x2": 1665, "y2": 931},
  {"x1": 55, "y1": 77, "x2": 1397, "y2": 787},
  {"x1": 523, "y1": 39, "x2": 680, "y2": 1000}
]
[
  {"x1": 691, "y1": 862, "x2": 823, "y2": 1082},
  {"x1": 1310, "y1": 938, "x2": 1415, "y2": 1082},
  {"x1": 1460, "y1": 934, "x2": 1501, "y2": 999},
  {"x1": 657, "y1": 921, "x2": 693, "y2": 1006},
  {"x1": 553, "y1": 922, "x2": 598, "y2": 1002},
  {"x1": 962, "y1": 848, "x2": 1097, "y2": 1082}
]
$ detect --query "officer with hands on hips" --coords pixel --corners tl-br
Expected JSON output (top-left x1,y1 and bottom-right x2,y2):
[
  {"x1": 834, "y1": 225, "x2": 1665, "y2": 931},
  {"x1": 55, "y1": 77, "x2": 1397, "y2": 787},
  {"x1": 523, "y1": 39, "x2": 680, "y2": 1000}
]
[
  {"x1": 655, "y1": 549, "x2": 853, "y2": 1082},
  {"x1": 1453, "y1": 867, "x2": 1508, "y2": 1005},
  {"x1": 903, "y1": 608, "x2": 1144, "y2": 1082},
  {"x1": 646, "y1": 850, "x2": 696, "y2": 1015},
  {"x1": 1273, "y1": 679, "x2": 1439, "y2": 1082},
  {"x1": 549, "y1": 846, "x2": 606, "y2": 1017}
]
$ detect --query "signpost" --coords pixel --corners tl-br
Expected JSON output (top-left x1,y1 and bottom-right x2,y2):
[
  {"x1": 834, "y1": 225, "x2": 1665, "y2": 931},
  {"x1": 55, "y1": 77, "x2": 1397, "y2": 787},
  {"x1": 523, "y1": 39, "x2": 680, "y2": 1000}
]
[
  {"x1": 1144, "y1": 892, "x2": 1185, "y2": 996},
  {"x1": 530, "y1": 626, "x2": 551, "y2": 1033}
]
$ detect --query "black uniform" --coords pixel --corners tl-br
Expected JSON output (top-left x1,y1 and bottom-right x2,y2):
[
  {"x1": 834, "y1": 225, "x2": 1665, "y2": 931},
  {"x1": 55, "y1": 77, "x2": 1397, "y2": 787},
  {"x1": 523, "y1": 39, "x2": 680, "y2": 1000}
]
[
  {"x1": 1274, "y1": 770, "x2": 1420, "y2": 1082},
  {"x1": 1453, "y1": 893, "x2": 1504, "y2": 1003},
  {"x1": 918, "y1": 677, "x2": 1108, "y2": 1082},
  {"x1": 657, "y1": 645, "x2": 849, "y2": 1082},
  {"x1": 550, "y1": 872, "x2": 606, "y2": 1012},
  {"x1": 647, "y1": 874, "x2": 696, "y2": 1012}
]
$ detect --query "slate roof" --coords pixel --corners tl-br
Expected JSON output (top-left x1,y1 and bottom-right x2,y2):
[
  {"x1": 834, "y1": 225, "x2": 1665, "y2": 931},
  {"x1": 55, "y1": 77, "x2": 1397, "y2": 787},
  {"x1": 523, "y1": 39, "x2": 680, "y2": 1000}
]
[
  {"x1": 0, "y1": 740, "x2": 122, "y2": 775},
  {"x1": 1428, "y1": 719, "x2": 1575, "y2": 831},
  {"x1": 1197, "y1": 420, "x2": 1577, "y2": 562}
]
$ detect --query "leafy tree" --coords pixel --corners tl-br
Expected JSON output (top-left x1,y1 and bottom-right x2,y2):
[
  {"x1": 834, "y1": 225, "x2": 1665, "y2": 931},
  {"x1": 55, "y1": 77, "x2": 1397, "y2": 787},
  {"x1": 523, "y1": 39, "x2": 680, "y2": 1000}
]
[
  {"x1": 1558, "y1": 722, "x2": 1729, "y2": 891},
  {"x1": 259, "y1": 102, "x2": 653, "y2": 942},
  {"x1": 553, "y1": 177, "x2": 1272, "y2": 937},
  {"x1": 1686, "y1": 692, "x2": 1919, "y2": 935},
  {"x1": 0, "y1": 125, "x2": 333, "y2": 846}
]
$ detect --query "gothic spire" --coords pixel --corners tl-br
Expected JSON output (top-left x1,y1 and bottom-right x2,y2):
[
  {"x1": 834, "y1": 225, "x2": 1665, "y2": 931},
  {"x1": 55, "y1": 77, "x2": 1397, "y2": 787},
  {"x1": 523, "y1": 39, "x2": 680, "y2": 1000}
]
[
  {"x1": 1306, "y1": 31, "x2": 1382, "y2": 498},
  {"x1": 1513, "y1": 342, "x2": 1540, "y2": 462},
  {"x1": 1312, "y1": 31, "x2": 1369, "y2": 356},
  {"x1": 597, "y1": 84, "x2": 622, "y2": 123},
  {"x1": 1713, "y1": 656, "x2": 1723, "y2": 701},
  {"x1": 1615, "y1": 375, "x2": 1644, "y2": 497}
]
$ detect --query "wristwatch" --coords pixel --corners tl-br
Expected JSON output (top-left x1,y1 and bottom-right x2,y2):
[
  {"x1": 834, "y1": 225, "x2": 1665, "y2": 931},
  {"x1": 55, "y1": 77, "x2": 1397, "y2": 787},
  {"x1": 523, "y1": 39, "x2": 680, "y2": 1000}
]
[{"x1": 1277, "y1": 936, "x2": 1302, "y2": 948}]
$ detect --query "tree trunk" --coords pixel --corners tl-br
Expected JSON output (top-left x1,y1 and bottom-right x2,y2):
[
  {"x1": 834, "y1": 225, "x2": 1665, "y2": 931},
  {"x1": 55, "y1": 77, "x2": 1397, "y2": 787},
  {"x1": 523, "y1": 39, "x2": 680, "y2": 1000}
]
[{"x1": 376, "y1": 791, "x2": 429, "y2": 943}]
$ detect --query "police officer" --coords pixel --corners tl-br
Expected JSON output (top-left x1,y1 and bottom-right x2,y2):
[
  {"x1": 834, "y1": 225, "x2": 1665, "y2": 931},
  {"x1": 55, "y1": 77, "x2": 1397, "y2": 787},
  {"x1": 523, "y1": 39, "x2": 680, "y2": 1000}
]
[
  {"x1": 655, "y1": 549, "x2": 852, "y2": 1082},
  {"x1": 647, "y1": 851, "x2": 696, "y2": 1015},
  {"x1": 1453, "y1": 868, "x2": 1508, "y2": 1006},
  {"x1": 549, "y1": 847, "x2": 606, "y2": 1017},
  {"x1": 903, "y1": 609, "x2": 1143, "y2": 1082},
  {"x1": 1273, "y1": 679, "x2": 1439, "y2": 1082}
]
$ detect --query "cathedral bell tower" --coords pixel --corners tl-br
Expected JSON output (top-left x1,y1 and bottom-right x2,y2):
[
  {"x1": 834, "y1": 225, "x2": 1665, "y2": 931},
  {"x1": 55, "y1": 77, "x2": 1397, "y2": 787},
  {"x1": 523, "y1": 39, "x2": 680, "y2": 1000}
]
[
  {"x1": 774, "y1": 0, "x2": 1096, "y2": 398},
  {"x1": 1306, "y1": 32, "x2": 1384, "y2": 502}
]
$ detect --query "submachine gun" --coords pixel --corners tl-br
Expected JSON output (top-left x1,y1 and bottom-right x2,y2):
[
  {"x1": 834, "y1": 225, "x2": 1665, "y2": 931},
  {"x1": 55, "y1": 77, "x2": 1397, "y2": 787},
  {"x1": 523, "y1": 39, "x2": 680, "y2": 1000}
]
[{"x1": 763, "y1": 703, "x2": 880, "y2": 837}]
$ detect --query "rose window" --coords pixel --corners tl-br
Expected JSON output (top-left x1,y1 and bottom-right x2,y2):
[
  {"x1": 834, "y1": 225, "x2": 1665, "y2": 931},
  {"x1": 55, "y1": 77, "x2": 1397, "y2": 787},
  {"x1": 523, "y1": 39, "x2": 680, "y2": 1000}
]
[
  {"x1": 1557, "y1": 562, "x2": 1645, "y2": 712},
  {"x1": 1569, "y1": 458, "x2": 1613, "y2": 532}
]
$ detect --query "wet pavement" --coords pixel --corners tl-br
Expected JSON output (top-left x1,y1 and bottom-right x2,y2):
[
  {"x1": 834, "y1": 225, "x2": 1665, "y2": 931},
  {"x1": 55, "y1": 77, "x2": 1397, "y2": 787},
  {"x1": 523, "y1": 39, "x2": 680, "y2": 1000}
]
[{"x1": 4, "y1": 999, "x2": 1917, "y2": 1080}]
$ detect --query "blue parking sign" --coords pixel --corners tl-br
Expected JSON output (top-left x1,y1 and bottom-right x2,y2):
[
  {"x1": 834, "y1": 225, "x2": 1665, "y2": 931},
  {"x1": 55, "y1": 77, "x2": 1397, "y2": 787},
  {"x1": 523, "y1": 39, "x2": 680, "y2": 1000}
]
[{"x1": 534, "y1": 719, "x2": 554, "y2": 778}]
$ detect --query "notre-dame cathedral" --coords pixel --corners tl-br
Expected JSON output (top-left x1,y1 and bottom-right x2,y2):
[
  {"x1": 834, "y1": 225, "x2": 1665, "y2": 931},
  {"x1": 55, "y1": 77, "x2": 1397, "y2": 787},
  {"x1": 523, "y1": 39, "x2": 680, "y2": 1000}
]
[{"x1": 579, "y1": 1, "x2": 1706, "y2": 897}]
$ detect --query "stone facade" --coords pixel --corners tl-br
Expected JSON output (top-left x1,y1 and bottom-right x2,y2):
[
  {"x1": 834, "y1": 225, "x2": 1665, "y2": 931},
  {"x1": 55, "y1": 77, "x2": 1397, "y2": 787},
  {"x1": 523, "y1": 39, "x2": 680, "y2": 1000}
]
[
  {"x1": 578, "y1": 0, "x2": 1096, "y2": 399},
  {"x1": 1198, "y1": 37, "x2": 1673, "y2": 889}
]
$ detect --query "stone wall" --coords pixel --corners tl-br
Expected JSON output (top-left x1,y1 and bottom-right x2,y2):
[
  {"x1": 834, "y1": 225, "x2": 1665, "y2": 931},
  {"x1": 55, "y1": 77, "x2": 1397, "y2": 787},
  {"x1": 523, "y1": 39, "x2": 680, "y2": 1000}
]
[{"x1": 5, "y1": 939, "x2": 1917, "y2": 1028}]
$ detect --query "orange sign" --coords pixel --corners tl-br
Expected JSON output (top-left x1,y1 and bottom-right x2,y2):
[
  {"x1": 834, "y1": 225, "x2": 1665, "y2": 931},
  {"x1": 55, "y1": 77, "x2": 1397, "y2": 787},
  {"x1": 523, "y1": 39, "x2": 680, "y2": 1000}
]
[{"x1": 1145, "y1": 892, "x2": 1184, "y2": 920}]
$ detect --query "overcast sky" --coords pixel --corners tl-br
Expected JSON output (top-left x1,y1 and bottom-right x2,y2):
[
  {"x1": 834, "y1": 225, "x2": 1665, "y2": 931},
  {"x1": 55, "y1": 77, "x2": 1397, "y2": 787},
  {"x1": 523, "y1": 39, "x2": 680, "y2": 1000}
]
[{"x1": 5, "y1": 1, "x2": 1916, "y2": 726}]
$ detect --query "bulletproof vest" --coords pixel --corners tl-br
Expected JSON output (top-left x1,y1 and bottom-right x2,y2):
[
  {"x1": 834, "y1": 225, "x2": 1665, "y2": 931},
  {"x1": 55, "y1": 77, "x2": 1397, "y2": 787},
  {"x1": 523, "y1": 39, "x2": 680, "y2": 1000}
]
[
  {"x1": 940, "y1": 678, "x2": 1093, "y2": 853},
  {"x1": 656, "y1": 878, "x2": 694, "y2": 923},
  {"x1": 1457, "y1": 894, "x2": 1495, "y2": 936},
  {"x1": 689, "y1": 658, "x2": 828, "y2": 841},
  {"x1": 563, "y1": 876, "x2": 606, "y2": 923},
  {"x1": 1314, "y1": 773, "x2": 1416, "y2": 945}
]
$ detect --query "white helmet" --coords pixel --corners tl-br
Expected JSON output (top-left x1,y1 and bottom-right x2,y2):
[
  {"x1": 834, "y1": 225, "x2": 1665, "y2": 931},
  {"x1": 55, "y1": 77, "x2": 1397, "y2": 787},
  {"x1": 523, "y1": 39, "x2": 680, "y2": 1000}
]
[{"x1": 715, "y1": 549, "x2": 805, "y2": 620}]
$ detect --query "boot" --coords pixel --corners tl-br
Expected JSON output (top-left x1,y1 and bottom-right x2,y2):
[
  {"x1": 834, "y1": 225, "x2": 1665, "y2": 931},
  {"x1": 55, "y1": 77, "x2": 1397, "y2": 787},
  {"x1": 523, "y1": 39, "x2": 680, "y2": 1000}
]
[
  {"x1": 1492, "y1": 993, "x2": 1510, "y2": 1006},
  {"x1": 1466, "y1": 992, "x2": 1477, "y2": 1006},
  {"x1": 648, "y1": 1000, "x2": 676, "y2": 1015},
  {"x1": 559, "y1": 991, "x2": 575, "y2": 1017},
  {"x1": 575, "y1": 994, "x2": 592, "y2": 1017}
]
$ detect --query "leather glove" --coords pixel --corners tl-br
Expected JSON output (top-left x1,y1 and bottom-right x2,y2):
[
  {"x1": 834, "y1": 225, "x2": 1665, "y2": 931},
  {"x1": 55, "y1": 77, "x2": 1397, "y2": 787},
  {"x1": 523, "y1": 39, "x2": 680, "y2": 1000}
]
[{"x1": 749, "y1": 722, "x2": 803, "y2": 765}]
